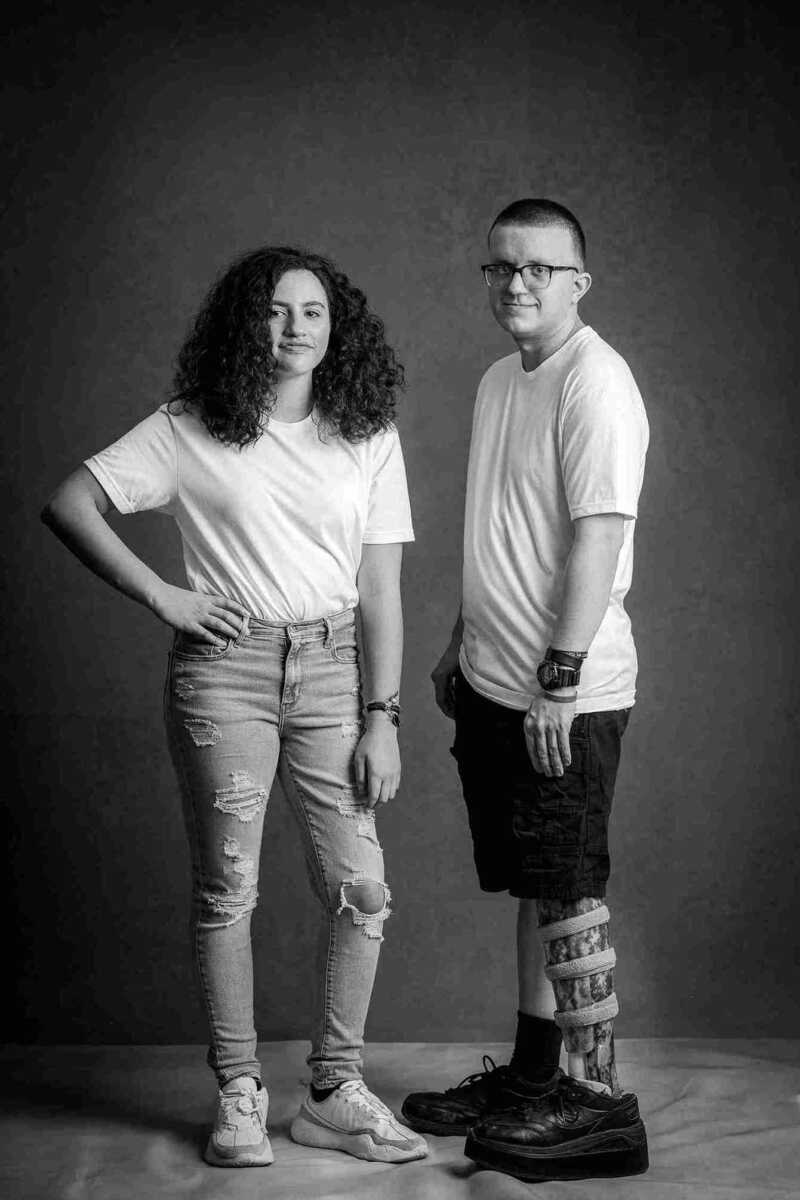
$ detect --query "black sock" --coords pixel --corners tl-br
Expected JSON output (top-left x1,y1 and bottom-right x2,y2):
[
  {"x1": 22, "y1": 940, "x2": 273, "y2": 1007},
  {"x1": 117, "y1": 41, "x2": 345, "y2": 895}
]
[
  {"x1": 311, "y1": 1082, "x2": 343, "y2": 1102},
  {"x1": 509, "y1": 1011, "x2": 562, "y2": 1082}
]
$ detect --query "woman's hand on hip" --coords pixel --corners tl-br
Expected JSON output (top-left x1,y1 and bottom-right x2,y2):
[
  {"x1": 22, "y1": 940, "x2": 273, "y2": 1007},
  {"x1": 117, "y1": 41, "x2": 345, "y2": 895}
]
[
  {"x1": 355, "y1": 718, "x2": 401, "y2": 808},
  {"x1": 152, "y1": 583, "x2": 247, "y2": 646}
]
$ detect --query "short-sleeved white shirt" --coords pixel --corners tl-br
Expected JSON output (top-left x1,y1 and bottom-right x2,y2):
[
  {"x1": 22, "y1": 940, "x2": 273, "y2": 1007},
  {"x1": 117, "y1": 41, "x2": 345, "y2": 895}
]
[
  {"x1": 85, "y1": 403, "x2": 414, "y2": 621},
  {"x1": 460, "y1": 326, "x2": 649, "y2": 713}
]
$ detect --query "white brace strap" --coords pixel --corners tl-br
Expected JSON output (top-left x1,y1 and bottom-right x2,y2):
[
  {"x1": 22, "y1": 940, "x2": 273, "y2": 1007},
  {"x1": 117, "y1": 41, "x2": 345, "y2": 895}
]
[
  {"x1": 538, "y1": 905, "x2": 610, "y2": 944},
  {"x1": 544, "y1": 947, "x2": 616, "y2": 982},
  {"x1": 554, "y1": 994, "x2": 619, "y2": 1029}
]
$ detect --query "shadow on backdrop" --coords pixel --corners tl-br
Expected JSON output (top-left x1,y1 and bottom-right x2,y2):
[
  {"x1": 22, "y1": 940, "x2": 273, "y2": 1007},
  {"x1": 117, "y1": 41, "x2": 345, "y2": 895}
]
[{"x1": 3, "y1": 0, "x2": 798, "y2": 1043}]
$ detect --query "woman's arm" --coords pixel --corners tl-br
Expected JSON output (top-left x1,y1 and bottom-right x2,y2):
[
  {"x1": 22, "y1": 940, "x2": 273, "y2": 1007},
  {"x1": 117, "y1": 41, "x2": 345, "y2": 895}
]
[
  {"x1": 41, "y1": 465, "x2": 245, "y2": 643},
  {"x1": 355, "y1": 542, "x2": 404, "y2": 807}
]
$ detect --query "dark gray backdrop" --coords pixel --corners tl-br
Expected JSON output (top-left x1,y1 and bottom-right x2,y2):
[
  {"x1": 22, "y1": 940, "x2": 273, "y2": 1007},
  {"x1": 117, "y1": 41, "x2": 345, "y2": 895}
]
[{"x1": 3, "y1": 0, "x2": 798, "y2": 1044}]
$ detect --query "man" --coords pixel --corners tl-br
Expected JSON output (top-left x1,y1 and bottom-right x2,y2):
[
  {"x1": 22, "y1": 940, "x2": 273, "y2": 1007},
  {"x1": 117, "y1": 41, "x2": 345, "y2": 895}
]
[{"x1": 402, "y1": 199, "x2": 650, "y2": 1183}]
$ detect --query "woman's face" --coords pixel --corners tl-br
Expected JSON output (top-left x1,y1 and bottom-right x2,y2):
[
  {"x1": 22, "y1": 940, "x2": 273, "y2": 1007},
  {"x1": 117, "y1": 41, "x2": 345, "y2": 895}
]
[{"x1": 268, "y1": 269, "x2": 331, "y2": 378}]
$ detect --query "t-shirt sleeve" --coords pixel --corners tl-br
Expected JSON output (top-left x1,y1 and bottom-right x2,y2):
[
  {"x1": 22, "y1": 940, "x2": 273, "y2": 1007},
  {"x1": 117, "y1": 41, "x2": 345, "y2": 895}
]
[
  {"x1": 559, "y1": 360, "x2": 648, "y2": 521},
  {"x1": 84, "y1": 407, "x2": 179, "y2": 515},
  {"x1": 362, "y1": 426, "x2": 415, "y2": 544}
]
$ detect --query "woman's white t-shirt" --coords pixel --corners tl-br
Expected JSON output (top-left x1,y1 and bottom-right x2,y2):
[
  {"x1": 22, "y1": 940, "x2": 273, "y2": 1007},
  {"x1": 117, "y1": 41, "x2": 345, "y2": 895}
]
[{"x1": 85, "y1": 404, "x2": 414, "y2": 621}]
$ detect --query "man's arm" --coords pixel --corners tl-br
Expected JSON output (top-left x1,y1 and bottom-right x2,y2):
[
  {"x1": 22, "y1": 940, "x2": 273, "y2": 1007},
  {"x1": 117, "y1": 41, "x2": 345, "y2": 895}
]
[
  {"x1": 524, "y1": 513, "x2": 625, "y2": 777},
  {"x1": 551, "y1": 513, "x2": 625, "y2": 649},
  {"x1": 431, "y1": 607, "x2": 464, "y2": 718}
]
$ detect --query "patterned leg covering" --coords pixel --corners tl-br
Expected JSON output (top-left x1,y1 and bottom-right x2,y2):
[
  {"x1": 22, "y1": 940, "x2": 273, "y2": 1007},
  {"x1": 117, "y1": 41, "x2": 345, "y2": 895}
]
[{"x1": 537, "y1": 898, "x2": 620, "y2": 1095}]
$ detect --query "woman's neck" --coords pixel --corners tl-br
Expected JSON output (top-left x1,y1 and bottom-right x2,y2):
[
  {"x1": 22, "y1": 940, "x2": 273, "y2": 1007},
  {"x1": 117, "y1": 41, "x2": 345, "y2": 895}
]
[{"x1": 271, "y1": 374, "x2": 313, "y2": 423}]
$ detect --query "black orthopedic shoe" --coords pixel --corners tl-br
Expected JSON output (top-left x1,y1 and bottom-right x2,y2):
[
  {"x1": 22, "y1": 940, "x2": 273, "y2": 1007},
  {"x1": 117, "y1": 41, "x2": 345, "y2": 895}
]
[
  {"x1": 464, "y1": 1069, "x2": 649, "y2": 1182},
  {"x1": 401, "y1": 1056, "x2": 559, "y2": 1137}
]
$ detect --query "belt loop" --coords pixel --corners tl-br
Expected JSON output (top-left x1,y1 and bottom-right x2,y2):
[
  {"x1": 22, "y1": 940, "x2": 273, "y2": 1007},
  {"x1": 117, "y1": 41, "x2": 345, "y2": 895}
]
[
  {"x1": 323, "y1": 616, "x2": 333, "y2": 647},
  {"x1": 236, "y1": 612, "x2": 250, "y2": 645}
]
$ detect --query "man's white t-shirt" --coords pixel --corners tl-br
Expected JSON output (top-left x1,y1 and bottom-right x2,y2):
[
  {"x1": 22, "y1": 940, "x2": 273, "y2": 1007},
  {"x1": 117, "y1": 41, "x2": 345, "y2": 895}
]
[
  {"x1": 459, "y1": 326, "x2": 649, "y2": 714},
  {"x1": 85, "y1": 404, "x2": 414, "y2": 622}
]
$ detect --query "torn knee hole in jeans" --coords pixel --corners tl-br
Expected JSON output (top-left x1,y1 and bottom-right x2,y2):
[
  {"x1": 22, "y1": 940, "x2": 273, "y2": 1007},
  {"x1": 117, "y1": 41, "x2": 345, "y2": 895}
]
[
  {"x1": 200, "y1": 838, "x2": 258, "y2": 927},
  {"x1": 173, "y1": 678, "x2": 195, "y2": 700},
  {"x1": 340, "y1": 721, "x2": 362, "y2": 740},
  {"x1": 337, "y1": 877, "x2": 391, "y2": 940},
  {"x1": 214, "y1": 770, "x2": 268, "y2": 822}
]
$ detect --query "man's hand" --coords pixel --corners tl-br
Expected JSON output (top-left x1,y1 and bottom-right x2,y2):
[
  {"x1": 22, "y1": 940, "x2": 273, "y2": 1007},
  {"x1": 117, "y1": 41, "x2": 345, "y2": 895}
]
[
  {"x1": 524, "y1": 692, "x2": 577, "y2": 777},
  {"x1": 431, "y1": 643, "x2": 460, "y2": 718},
  {"x1": 152, "y1": 583, "x2": 246, "y2": 646},
  {"x1": 355, "y1": 716, "x2": 401, "y2": 808}
]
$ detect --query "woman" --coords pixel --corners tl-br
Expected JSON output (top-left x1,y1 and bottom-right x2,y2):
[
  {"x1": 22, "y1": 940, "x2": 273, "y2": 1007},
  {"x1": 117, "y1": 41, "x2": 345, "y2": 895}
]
[{"x1": 41, "y1": 246, "x2": 427, "y2": 1168}]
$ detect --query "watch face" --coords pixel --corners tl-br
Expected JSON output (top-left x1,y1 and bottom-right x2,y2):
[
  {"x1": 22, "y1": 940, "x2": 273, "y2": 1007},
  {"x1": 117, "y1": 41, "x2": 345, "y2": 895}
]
[{"x1": 537, "y1": 661, "x2": 559, "y2": 689}]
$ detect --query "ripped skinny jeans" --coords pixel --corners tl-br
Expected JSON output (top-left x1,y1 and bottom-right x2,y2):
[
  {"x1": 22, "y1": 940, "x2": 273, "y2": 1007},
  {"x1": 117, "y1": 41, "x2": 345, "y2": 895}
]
[{"x1": 164, "y1": 608, "x2": 389, "y2": 1090}]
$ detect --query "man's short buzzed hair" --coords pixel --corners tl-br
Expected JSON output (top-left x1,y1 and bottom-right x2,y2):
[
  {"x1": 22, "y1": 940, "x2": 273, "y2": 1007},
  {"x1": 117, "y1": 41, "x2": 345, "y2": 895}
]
[{"x1": 489, "y1": 198, "x2": 586, "y2": 269}]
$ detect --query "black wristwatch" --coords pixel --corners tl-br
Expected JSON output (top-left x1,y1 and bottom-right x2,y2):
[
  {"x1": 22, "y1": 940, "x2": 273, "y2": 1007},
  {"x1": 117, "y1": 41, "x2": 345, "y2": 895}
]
[{"x1": 535, "y1": 647, "x2": 587, "y2": 692}]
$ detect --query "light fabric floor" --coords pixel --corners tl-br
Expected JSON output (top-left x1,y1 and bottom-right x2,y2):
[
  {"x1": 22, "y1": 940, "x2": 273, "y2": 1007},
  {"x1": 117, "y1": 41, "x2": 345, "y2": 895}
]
[{"x1": 1, "y1": 1040, "x2": 798, "y2": 1199}]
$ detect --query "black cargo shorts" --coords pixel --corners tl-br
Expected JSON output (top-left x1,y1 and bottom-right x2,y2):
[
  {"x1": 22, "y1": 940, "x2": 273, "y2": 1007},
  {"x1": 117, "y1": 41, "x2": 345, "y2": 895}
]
[{"x1": 451, "y1": 670, "x2": 630, "y2": 900}]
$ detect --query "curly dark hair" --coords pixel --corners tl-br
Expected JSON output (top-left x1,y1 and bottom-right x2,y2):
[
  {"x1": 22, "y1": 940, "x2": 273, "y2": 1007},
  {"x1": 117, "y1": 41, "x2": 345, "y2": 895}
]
[{"x1": 171, "y1": 246, "x2": 404, "y2": 446}]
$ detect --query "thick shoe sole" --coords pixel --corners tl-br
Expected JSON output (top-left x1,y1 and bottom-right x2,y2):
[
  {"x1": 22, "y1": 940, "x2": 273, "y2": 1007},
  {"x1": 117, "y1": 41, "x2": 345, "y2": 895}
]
[
  {"x1": 465, "y1": 1119, "x2": 649, "y2": 1182},
  {"x1": 400, "y1": 1104, "x2": 472, "y2": 1137},
  {"x1": 290, "y1": 1112, "x2": 428, "y2": 1164},
  {"x1": 204, "y1": 1134, "x2": 274, "y2": 1167}
]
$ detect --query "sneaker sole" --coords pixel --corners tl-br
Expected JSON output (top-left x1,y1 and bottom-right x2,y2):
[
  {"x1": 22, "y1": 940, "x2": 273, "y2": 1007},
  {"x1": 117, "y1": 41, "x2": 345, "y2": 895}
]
[
  {"x1": 400, "y1": 1104, "x2": 473, "y2": 1137},
  {"x1": 204, "y1": 1134, "x2": 274, "y2": 1167},
  {"x1": 290, "y1": 1112, "x2": 428, "y2": 1163},
  {"x1": 464, "y1": 1120, "x2": 649, "y2": 1182}
]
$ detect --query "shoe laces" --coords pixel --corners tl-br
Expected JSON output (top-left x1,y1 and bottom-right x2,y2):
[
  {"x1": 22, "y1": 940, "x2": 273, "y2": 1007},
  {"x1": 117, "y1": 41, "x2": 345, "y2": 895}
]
[
  {"x1": 446, "y1": 1055, "x2": 508, "y2": 1096},
  {"x1": 337, "y1": 1079, "x2": 394, "y2": 1120},
  {"x1": 552, "y1": 1091, "x2": 581, "y2": 1123},
  {"x1": 557, "y1": 1075, "x2": 595, "y2": 1106},
  {"x1": 220, "y1": 1087, "x2": 261, "y2": 1125},
  {"x1": 516, "y1": 1075, "x2": 584, "y2": 1124}
]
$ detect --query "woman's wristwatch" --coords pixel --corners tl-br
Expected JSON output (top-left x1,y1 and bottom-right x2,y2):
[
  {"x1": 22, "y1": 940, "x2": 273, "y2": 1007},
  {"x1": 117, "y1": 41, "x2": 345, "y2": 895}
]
[{"x1": 535, "y1": 647, "x2": 588, "y2": 692}]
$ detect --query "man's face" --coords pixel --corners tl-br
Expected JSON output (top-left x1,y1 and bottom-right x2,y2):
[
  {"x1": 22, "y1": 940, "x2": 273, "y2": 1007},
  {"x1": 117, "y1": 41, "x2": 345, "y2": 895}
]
[{"x1": 486, "y1": 222, "x2": 584, "y2": 343}]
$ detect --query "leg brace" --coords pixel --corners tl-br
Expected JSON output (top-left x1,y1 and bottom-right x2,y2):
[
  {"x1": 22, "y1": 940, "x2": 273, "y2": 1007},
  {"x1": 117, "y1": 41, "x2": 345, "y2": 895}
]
[{"x1": 539, "y1": 905, "x2": 618, "y2": 1055}]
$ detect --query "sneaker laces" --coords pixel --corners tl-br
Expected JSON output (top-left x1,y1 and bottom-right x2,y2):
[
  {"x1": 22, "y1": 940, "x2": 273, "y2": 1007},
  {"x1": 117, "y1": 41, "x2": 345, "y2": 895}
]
[
  {"x1": 219, "y1": 1087, "x2": 261, "y2": 1126},
  {"x1": 445, "y1": 1055, "x2": 509, "y2": 1096},
  {"x1": 336, "y1": 1079, "x2": 395, "y2": 1120}
]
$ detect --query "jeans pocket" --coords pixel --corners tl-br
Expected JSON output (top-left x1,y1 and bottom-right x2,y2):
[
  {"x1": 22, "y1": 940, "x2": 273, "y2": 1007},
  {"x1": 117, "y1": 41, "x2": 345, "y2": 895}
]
[
  {"x1": 172, "y1": 630, "x2": 234, "y2": 660},
  {"x1": 329, "y1": 626, "x2": 359, "y2": 665}
]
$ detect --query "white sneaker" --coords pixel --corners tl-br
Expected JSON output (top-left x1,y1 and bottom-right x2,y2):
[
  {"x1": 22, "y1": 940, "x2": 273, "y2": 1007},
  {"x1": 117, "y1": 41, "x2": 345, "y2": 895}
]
[
  {"x1": 204, "y1": 1076, "x2": 274, "y2": 1167},
  {"x1": 290, "y1": 1080, "x2": 429, "y2": 1163}
]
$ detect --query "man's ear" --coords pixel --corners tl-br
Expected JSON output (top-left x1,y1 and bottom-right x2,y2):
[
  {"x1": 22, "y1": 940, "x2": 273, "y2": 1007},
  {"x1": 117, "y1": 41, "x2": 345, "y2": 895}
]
[{"x1": 573, "y1": 271, "x2": 592, "y2": 303}]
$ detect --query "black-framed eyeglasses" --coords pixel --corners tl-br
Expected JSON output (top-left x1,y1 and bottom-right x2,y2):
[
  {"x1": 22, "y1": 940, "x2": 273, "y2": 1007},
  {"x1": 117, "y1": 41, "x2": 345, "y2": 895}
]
[{"x1": 481, "y1": 262, "x2": 580, "y2": 291}]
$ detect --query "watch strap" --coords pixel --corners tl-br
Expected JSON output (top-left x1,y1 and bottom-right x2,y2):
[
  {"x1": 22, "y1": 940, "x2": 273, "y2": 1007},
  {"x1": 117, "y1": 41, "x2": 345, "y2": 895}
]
[{"x1": 546, "y1": 647, "x2": 588, "y2": 667}]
